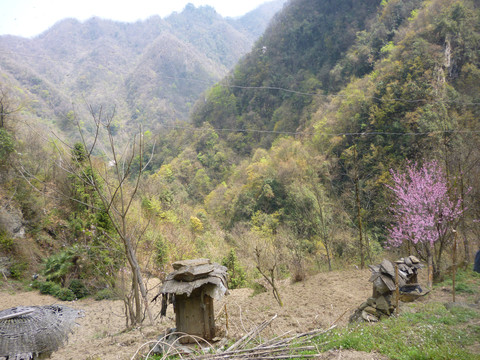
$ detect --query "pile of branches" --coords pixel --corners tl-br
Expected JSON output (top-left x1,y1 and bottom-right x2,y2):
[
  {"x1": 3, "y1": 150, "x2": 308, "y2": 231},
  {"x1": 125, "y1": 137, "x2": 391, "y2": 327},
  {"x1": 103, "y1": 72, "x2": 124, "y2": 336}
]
[{"x1": 136, "y1": 315, "x2": 336, "y2": 360}]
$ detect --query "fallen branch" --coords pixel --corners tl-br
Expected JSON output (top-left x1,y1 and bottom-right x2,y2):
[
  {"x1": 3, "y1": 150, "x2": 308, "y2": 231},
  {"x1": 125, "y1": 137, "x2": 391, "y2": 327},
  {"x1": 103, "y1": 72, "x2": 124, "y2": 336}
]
[
  {"x1": 226, "y1": 314, "x2": 278, "y2": 352},
  {"x1": 191, "y1": 316, "x2": 334, "y2": 360},
  {"x1": 139, "y1": 312, "x2": 336, "y2": 360}
]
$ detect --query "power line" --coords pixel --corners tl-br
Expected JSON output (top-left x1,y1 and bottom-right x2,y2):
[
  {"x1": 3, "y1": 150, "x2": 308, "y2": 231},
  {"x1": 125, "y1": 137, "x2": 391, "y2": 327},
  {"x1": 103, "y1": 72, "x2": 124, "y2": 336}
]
[
  {"x1": 1, "y1": 49, "x2": 480, "y2": 106},
  {"x1": 155, "y1": 123, "x2": 480, "y2": 137}
]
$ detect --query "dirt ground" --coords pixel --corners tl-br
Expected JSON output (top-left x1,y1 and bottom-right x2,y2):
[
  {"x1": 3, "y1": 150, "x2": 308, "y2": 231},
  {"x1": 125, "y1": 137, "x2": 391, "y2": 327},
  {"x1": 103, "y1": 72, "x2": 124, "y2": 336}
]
[{"x1": 0, "y1": 267, "x2": 441, "y2": 360}]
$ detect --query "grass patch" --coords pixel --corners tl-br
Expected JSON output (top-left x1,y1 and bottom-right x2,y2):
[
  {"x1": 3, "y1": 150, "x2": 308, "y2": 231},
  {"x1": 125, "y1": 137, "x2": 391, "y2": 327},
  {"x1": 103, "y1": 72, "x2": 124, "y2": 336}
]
[
  {"x1": 309, "y1": 302, "x2": 480, "y2": 360},
  {"x1": 435, "y1": 269, "x2": 480, "y2": 296}
]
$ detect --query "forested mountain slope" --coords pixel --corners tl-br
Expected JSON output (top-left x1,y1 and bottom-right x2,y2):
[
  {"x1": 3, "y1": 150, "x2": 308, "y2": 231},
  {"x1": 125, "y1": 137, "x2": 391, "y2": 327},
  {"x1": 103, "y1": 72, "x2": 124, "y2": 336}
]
[
  {"x1": 0, "y1": 2, "x2": 286, "y2": 134},
  {"x1": 156, "y1": 0, "x2": 480, "y2": 266},
  {"x1": 192, "y1": 0, "x2": 426, "y2": 152}
]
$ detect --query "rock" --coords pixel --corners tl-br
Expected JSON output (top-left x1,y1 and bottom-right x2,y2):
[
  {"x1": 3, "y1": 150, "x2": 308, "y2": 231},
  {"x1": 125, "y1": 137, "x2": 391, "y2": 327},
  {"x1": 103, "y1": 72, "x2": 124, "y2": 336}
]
[
  {"x1": 373, "y1": 277, "x2": 390, "y2": 295},
  {"x1": 380, "y1": 260, "x2": 395, "y2": 278},
  {"x1": 376, "y1": 296, "x2": 390, "y2": 314},
  {"x1": 170, "y1": 264, "x2": 215, "y2": 281},
  {"x1": 379, "y1": 313, "x2": 390, "y2": 320},
  {"x1": 0, "y1": 257, "x2": 11, "y2": 277},
  {"x1": 369, "y1": 272, "x2": 380, "y2": 282},
  {"x1": 379, "y1": 274, "x2": 397, "y2": 291},
  {"x1": 361, "y1": 310, "x2": 378, "y2": 322},
  {"x1": 172, "y1": 258, "x2": 211, "y2": 270},
  {"x1": 151, "y1": 328, "x2": 194, "y2": 355},
  {"x1": 404, "y1": 257, "x2": 412, "y2": 266},
  {"x1": 0, "y1": 199, "x2": 25, "y2": 238},
  {"x1": 364, "y1": 306, "x2": 377, "y2": 316},
  {"x1": 409, "y1": 255, "x2": 420, "y2": 264},
  {"x1": 358, "y1": 302, "x2": 368, "y2": 310},
  {"x1": 366, "y1": 297, "x2": 376, "y2": 307},
  {"x1": 349, "y1": 309, "x2": 364, "y2": 323}
]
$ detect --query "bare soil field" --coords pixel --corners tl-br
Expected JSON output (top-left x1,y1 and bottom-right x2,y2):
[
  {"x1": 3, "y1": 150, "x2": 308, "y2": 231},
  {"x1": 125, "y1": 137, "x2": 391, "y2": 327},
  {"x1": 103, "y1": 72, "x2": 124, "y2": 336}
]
[{"x1": 0, "y1": 267, "x2": 450, "y2": 360}]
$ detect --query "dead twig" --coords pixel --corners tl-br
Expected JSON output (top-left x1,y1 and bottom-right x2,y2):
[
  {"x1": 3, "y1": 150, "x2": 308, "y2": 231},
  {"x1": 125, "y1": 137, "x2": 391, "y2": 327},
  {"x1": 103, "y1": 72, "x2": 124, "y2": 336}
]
[
  {"x1": 133, "y1": 311, "x2": 336, "y2": 360},
  {"x1": 195, "y1": 315, "x2": 334, "y2": 360},
  {"x1": 226, "y1": 314, "x2": 278, "y2": 352}
]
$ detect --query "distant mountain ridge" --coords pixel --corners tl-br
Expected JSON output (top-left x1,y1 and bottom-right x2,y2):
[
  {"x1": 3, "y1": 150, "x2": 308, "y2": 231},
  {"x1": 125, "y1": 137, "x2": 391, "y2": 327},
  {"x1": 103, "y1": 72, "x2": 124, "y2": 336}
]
[{"x1": 0, "y1": 0, "x2": 286, "y2": 133}]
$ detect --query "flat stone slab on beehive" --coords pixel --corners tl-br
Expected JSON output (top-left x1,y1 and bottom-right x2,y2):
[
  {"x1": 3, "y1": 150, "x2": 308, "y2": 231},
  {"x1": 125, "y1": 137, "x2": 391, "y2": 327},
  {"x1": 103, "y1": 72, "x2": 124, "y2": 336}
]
[
  {"x1": 167, "y1": 264, "x2": 216, "y2": 282},
  {"x1": 380, "y1": 260, "x2": 395, "y2": 278},
  {"x1": 172, "y1": 258, "x2": 211, "y2": 270}
]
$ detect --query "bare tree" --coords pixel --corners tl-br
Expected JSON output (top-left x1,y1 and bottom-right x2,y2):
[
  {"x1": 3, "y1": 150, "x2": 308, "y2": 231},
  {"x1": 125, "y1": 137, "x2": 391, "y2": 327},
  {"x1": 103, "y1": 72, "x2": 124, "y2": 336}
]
[
  {"x1": 254, "y1": 244, "x2": 283, "y2": 307},
  {"x1": 57, "y1": 104, "x2": 154, "y2": 327},
  {"x1": 312, "y1": 185, "x2": 334, "y2": 271}
]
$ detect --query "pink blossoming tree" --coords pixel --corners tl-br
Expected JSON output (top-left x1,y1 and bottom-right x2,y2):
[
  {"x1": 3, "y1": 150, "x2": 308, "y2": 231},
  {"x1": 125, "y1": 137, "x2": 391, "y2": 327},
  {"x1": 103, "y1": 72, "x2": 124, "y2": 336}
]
[{"x1": 387, "y1": 160, "x2": 464, "y2": 287}]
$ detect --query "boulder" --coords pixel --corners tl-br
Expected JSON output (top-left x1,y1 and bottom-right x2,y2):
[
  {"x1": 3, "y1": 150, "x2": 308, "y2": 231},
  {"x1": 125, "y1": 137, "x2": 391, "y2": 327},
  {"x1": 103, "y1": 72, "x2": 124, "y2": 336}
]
[{"x1": 0, "y1": 200, "x2": 25, "y2": 239}]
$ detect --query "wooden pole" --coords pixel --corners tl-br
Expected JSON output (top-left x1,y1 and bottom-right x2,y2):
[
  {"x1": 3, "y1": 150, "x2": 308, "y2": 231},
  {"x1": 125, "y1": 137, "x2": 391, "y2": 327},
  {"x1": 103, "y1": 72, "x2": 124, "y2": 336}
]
[
  {"x1": 353, "y1": 145, "x2": 364, "y2": 269},
  {"x1": 452, "y1": 230, "x2": 457, "y2": 303},
  {"x1": 225, "y1": 304, "x2": 229, "y2": 331},
  {"x1": 395, "y1": 263, "x2": 399, "y2": 316}
]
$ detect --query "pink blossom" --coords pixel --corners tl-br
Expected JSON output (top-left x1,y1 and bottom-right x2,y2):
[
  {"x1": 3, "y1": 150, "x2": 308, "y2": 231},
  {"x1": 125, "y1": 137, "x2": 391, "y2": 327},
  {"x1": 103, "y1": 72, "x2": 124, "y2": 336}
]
[{"x1": 387, "y1": 160, "x2": 464, "y2": 247}]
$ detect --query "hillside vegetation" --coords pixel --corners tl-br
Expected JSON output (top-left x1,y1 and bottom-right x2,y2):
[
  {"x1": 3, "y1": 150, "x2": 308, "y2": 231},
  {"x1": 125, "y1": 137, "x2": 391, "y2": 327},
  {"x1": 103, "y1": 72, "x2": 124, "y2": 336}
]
[{"x1": 1, "y1": 0, "x2": 479, "y2": 332}]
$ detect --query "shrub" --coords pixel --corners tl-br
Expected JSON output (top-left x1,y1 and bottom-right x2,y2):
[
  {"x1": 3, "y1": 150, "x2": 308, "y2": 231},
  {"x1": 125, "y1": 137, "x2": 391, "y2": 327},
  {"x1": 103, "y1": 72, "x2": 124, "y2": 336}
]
[
  {"x1": 0, "y1": 128, "x2": 14, "y2": 162},
  {"x1": 94, "y1": 288, "x2": 118, "y2": 301},
  {"x1": 55, "y1": 287, "x2": 76, "y2": 301},
  {"x1": 39, "y1": 281, "x2": 61, "y2": 296},
  {"x1": 36, "y1": 280, "x2": 79, "y2": 301},
  {"x1": 222, "y1": 249, "x2": 247, "y2": 289},
  {"x1": 9, "y1": 261, "x2": 27, "y2": 279},
  {"x1": 31, "y1": 279, "x2": 41, "y2": 289},
  {"x1": 0, "y1": 229, "x2": 14, "y2": 252},
  {"x1": 249, "y1": 281, "x2": 268, "y2": 296},
  {"x1": 68, "y1": 279, "x2": 89, "y2": 298},
  {"x1": 43, "y1": 245, "x2": 88, "y2": 285},
  {"x1": 154, "y1": 235, "x2": 169, "y2": 268}
]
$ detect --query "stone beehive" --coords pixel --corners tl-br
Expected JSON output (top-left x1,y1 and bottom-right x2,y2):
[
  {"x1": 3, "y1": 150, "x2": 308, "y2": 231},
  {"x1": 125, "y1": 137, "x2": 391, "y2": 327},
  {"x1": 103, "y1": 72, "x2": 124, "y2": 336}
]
[
  {"x1": 369, "y1": 256, "x2": 422, "y2": 297},
  {"x1": 350, "y1": 256, "x2": 426, "y2": 323},
  {"x1": 155, "y1": 258, "x2": 228, "y2": 344}
]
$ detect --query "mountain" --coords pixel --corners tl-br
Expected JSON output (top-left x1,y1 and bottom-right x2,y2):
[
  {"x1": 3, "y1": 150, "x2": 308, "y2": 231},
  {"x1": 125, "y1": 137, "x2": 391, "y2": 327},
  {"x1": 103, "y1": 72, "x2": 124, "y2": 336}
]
[
  {"x1": 0, "y1": 1, "x2": 286, "y2": 134},
  {"x1": 192, "y1": 0, "x2": 386, "y2": 152},
  {"x1": 172, "y1": 0, "x2": 480, "y2": 247},
  {"x1": 3, "y1": 0, "x2": 480, "y2": 293},
  {"x1": 228, "y1": 0, "x2": 287, "y2": 41}
]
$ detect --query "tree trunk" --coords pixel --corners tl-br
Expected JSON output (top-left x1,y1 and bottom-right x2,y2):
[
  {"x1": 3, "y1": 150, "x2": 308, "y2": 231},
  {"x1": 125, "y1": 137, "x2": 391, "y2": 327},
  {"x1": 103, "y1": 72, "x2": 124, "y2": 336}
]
[
  {"x1": 459, "y1": 171, "x2": 470, "y2": 262},
  {"x1": 125, "y1": 236, "x2": 154, "y2": 325},
  {"x1": 364, "y1": 225, "x2": 371, "y2": 263},
  {"x1": 427, "y1": 244, "x2": 434, "y2": 288},
  {"x1": 0, "y1": 104, "x2": 4, "y2": 128},
  {"x1": 325, "y1": 242, "x2": 332, "y2": 271}
]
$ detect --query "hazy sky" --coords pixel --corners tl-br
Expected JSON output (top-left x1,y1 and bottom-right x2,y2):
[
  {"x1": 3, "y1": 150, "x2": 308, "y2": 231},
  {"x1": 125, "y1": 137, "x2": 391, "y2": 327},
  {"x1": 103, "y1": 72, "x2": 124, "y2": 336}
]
[{"x1": 0, "y1": 0, "x2": 271, "y2": 38}]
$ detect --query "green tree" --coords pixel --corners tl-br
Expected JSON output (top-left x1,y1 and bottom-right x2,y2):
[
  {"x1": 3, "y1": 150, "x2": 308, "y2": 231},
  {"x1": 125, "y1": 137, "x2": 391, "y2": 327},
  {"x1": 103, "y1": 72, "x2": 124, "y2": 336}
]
[
  {"x1": 0, "y1": 129, "x2": 14, "y2": 166},
  {"x1": 221, "y1": 249, "x2": 247, "y2": 289}
]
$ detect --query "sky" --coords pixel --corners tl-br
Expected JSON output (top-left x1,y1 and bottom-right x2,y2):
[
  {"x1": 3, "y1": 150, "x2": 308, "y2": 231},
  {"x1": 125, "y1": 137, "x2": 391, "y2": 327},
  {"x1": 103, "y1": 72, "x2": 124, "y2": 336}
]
[{"x1": 0, "y1": 0, "x2": 270, "y2": 38}]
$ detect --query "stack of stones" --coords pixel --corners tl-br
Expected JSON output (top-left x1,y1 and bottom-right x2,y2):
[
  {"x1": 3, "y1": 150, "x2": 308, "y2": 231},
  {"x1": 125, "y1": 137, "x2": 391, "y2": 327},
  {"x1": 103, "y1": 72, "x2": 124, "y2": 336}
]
[{"x1": 350, "y1": 256, "x2": 422, "y2": 323}]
